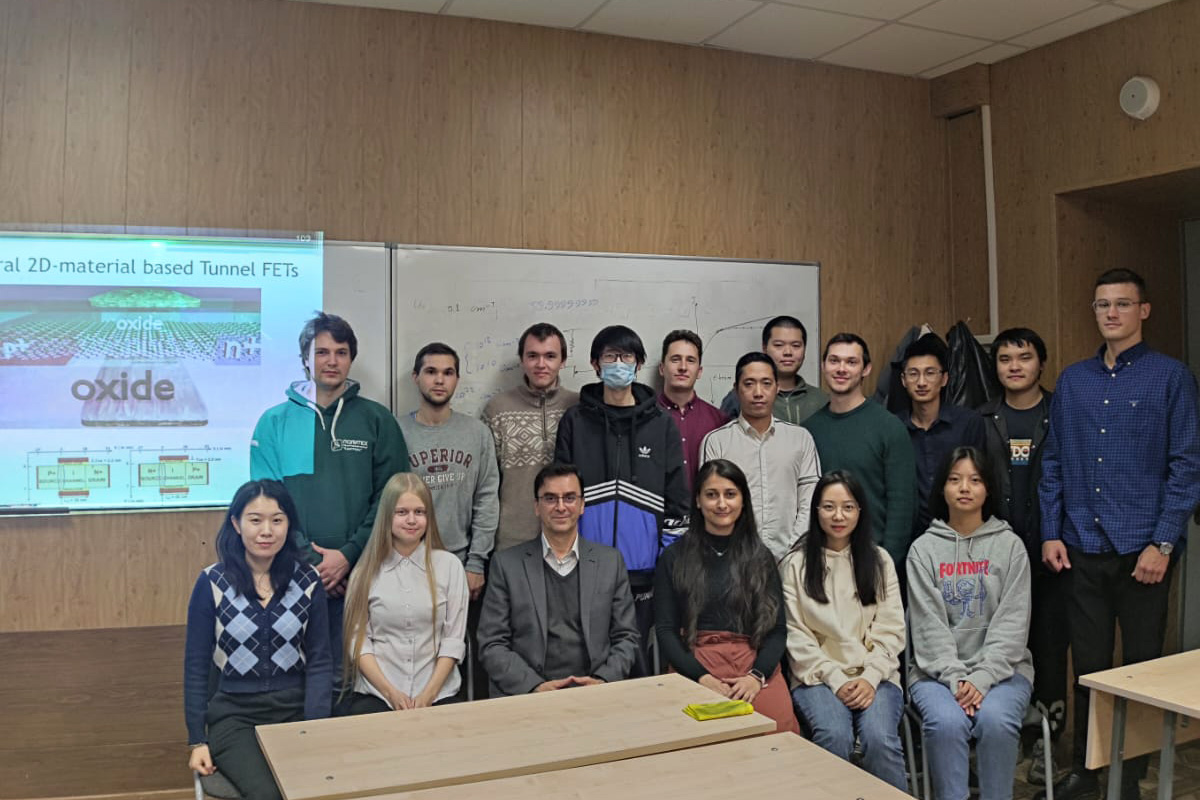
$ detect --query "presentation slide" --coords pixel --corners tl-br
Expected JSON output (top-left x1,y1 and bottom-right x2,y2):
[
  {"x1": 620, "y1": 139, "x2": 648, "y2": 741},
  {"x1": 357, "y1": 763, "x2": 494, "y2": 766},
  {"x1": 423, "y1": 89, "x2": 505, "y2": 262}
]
[{"x1": 0, "y1": 232, "x2": 323, "y2": 511}]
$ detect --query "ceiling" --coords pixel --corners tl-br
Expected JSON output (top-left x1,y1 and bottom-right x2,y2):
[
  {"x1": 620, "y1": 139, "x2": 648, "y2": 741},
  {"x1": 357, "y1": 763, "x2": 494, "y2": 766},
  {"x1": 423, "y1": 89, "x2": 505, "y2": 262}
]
[{"x1": 290, "y1": 0, "x2": 1175, "y2": 78}]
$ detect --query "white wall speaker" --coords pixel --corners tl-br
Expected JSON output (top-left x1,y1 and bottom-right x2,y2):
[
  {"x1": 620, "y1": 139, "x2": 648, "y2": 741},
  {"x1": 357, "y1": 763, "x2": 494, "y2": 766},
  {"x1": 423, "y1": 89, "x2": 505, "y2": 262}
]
[{"x1": 1120, "y1": 76, "x2": 1160, "y2": 120}]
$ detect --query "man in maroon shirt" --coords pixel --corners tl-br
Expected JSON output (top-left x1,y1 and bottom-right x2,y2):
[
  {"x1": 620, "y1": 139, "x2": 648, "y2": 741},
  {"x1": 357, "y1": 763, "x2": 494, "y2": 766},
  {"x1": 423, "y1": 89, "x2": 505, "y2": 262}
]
[{"x1": 656, "y1": 330, "x2": 728, "y2": 489}]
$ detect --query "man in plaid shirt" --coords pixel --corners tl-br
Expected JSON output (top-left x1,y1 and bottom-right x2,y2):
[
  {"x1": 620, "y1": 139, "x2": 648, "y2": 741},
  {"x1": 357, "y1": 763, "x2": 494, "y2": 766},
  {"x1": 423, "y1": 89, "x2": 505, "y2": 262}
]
[{"x1": 1036, "y1": 268, "x2": 1200, "y2": 800}]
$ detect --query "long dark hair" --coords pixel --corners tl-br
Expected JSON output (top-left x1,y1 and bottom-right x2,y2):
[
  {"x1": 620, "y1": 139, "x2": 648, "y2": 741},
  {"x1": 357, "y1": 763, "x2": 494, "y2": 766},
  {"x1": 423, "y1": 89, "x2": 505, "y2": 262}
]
[
  {"x1": 928, "y1": 446, "x2": 997, "y2": 523},
  {"x1": 670, "y1": 459, "x2": 779, "y2": 649},
  {"x1": 216, "y1": 479, "x2": 303, "y2": 599},
  {"x1": 796, "y1": 471, "x2": 884, "y2": 606}
]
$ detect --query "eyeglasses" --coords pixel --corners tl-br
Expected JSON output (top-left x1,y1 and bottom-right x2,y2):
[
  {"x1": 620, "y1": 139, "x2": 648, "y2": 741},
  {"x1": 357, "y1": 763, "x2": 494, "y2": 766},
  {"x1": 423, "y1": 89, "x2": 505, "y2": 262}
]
[
  {"x1": 1091, "y1": 299, "x2": 1141, "y2": 313},
  {"x1": 817, "y1": 502, "x2": 860, "y2": 515},
  {"x1": 902, "y1": 368, "x2": 944, "y2": 381},
  {"x1": 599, "y1": 352, "x2": 637, "y2": 365},
  {"x1": 538, "y1": 493, "x2": 580, "y2": 506}
]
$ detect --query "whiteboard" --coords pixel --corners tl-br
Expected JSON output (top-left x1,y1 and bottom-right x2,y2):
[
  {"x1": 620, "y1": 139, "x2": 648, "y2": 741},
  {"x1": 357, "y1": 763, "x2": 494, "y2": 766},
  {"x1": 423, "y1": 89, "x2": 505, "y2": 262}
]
[
  {"x1": 390, "y1": 246, "x2": 820, "y2": 418},
  {"x1": 323, "y1": 241, "x2": 391, "y2": 409}
]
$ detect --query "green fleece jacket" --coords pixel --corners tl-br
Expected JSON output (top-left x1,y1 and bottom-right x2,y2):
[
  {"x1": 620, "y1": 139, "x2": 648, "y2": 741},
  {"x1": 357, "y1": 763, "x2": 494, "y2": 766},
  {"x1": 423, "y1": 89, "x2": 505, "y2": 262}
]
[
  {"x1": 250, "y1": 379, "x2": 409, "y2": 566},
  {"x1": 803, "y1": 399, "x2": 916, "y2": 566}
]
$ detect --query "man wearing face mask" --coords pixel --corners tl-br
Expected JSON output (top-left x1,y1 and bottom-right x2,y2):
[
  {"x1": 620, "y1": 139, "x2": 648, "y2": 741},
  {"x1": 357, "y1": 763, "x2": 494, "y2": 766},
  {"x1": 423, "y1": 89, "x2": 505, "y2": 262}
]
[{"x1": 555, "y1": 325, "x2": 689, "y2": 675}]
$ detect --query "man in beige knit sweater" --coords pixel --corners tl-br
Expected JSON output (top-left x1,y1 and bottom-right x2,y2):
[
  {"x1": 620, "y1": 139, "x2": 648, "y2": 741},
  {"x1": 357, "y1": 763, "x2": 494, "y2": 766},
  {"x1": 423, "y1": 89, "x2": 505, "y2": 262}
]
[{"x1": 482, "y1": 322, "x2": 579, "y2": 551}]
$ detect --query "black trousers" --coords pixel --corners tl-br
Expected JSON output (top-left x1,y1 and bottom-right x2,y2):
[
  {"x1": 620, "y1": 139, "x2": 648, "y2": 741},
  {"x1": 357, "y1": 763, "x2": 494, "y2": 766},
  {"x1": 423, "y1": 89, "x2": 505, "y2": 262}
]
[
  {"x1": 207, "y1": 688, "x2": 304, "y2": 800},
  {"x1": 1029, "y1": 566, "x2": 1070, "y2": 737},
  {"x1": 1066, "y1": 547, "x2": 1176, "y2": 779}
]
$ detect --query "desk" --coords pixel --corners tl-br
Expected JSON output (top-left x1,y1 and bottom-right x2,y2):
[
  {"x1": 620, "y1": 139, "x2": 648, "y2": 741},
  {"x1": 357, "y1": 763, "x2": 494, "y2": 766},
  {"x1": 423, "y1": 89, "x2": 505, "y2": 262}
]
[
  {"x1": 1081, "y1": 649, "x2": 1200, "y2": 800},
  {"x1": 364, "y1": 733, "x2": 910, "y2": 800},
  {"x1": 256, "y1": 673, "x2": 776, "y2": 800}
]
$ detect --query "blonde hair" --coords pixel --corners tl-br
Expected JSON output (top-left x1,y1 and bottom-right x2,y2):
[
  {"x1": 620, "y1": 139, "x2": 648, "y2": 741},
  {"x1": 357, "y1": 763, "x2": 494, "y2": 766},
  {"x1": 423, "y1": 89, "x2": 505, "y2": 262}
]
[{"x1": 341, "y1": 472, "x2": 448, "y2": 694}]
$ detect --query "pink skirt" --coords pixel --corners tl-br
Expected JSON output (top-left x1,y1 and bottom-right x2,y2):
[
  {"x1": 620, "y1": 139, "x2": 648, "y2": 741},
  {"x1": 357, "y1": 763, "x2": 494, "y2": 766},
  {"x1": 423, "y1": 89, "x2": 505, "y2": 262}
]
[{"x1": 691, "y1": 630, "x2": 799, "y2": 735}]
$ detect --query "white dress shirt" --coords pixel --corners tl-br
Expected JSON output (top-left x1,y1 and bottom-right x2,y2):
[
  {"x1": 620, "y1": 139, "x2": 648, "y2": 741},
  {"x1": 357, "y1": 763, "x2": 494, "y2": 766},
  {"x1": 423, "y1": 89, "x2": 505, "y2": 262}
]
[
  {"x1": 355, "y1": 543, "x2": 469, "y2": 705},
  {"x1": 541, "y1": 532, "x2": 581, "y2": 577},
  {"x1": 701, "y1": 416, "x2": 822, "y2": 560}
]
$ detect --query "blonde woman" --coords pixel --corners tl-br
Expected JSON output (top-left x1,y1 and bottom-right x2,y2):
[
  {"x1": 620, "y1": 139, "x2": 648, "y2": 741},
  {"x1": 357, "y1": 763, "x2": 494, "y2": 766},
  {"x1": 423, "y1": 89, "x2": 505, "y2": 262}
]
[{"x1": 342, "y1": 472, "x2": 469, "y2": 711}]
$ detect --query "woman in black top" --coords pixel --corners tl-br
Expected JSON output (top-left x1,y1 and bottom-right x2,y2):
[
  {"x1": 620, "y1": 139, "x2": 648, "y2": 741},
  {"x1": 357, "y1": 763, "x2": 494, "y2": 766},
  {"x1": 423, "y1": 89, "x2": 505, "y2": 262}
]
[{"x1": 654, "y1": 458, "x2": 799, "y2": 733}]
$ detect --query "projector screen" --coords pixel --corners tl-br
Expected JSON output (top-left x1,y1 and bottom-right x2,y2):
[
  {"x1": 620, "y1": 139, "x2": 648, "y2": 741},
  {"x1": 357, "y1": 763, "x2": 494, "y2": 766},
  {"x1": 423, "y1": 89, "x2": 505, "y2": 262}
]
[{"x1": 0, "y1": 231, "x2": 323, "y2": 511}]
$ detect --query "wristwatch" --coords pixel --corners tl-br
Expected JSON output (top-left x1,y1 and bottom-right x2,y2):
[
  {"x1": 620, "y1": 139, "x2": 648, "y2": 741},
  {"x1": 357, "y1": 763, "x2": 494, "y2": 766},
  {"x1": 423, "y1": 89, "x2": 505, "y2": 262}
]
[
  {"x1": 1156, "y1": 542, "x2": 1174, "y2": 556},
  {"x1": 748, "y1": 669, "x2": 767, "y2": 688}
]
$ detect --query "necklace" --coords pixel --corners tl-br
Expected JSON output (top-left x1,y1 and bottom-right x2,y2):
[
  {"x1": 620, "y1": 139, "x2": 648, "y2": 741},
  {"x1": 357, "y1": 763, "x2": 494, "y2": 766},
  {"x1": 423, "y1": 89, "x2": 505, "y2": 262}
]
[{"x1": 706, "y1": 543, "x2": 727, "y2": 557}]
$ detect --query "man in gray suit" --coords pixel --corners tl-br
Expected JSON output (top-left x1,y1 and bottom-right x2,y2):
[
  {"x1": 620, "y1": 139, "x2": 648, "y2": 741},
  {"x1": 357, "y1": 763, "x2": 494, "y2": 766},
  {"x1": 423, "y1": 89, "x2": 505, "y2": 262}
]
[{"x1": 478, "y1": 462, "x2": 640, "y2": 697}]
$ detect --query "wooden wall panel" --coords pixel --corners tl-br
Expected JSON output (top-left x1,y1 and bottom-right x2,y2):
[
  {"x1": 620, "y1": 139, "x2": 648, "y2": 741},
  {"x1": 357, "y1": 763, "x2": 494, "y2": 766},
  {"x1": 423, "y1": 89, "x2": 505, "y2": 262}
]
[
  {"x1": 417, "y1": 15, "x2": 474, "y2": 245},
  {"x1": 0, "y1": 627, "x2": 189, "y2": 798},
  {"x1": 468, "y1": 20, "x2": 523, "y2": 249},
  {"x1": 0, "y1": 0, "x2": 70, "y2": 225},
  {"x1": 991, "y1": 0, "x2": 1200, "y2": 377},
  {"x1": 0, "y1": 509, "x2": 221, "y2": 632},
  {"x1": 361, "y1": 7, "x2": 420, "y2": 242},
  {"x1": 244, "y1": 0, "x2": 310, "y2": 233},
  {"x1": 186, "y1": 0, "x2": 252, "y2": 230},
  {"x1": 62, "y1": 0, "x2": 131, "y2": 225},
  {"x1": 947, "y1": 110, "x2": 989, "y2": 332},
  {"x1": 1055, "y1": 195, "x2": 1183, "y2": 365},
  {"x1": 304, "y1": 3, "x2": 366, "y2": 240},
  {"x1": 126, "y1": 0, "x2": 193, "y2": 226},
  {"x1": 520, "y1": 28, "x2": 575, "y2": 251}
]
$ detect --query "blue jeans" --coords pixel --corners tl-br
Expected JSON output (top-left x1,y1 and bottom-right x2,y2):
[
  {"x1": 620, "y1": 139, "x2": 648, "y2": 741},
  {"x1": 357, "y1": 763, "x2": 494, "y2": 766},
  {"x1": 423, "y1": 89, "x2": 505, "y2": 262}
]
[
  {"x1": 791, "y1": 681, "x2": 908, "y2": 791},
  {"x1": 910, "y1": 673, "x2": 1032, "y2": 800}
]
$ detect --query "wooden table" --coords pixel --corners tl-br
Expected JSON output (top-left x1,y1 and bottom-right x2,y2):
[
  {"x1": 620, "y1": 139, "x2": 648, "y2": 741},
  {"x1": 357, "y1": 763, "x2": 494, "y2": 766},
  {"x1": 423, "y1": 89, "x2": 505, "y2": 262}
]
[
  {"x1": 362, "y1": 733, "x2": 911, "y2": 800},
  {"x1": 256, "y1": 673, "x2": 777, "y2": 800},
  {"x1": 1081, "y1": 649, "x2": 1200, "y2": 800}
]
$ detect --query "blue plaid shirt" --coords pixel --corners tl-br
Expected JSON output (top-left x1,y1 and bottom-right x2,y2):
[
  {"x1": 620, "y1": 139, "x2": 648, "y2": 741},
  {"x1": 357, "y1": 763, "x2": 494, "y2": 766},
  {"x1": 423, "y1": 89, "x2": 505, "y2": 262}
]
[{"x1": 1040, "y1": 342, "x2": 1200, "y2": 554}]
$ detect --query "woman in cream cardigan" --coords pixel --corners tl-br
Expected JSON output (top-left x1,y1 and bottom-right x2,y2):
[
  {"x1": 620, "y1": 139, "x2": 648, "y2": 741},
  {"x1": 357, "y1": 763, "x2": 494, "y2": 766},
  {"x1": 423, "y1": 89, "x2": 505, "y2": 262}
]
[{"x1": 780, "y1": 470, "x2": 907, "y2": 791}]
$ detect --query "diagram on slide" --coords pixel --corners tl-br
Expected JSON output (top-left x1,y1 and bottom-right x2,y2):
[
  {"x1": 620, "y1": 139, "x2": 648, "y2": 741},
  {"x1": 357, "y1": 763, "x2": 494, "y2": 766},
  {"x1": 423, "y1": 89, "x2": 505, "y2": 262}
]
[{"x1": 21, "y1": 444, "x2": 231, "y2": 506}]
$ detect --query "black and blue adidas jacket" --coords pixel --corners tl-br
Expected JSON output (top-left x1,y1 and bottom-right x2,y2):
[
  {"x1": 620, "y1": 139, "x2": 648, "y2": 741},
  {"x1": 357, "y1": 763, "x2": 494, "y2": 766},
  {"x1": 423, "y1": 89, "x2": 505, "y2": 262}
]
[{"x1": 555, "y1": 382, "x2": 689, "y2": 588}]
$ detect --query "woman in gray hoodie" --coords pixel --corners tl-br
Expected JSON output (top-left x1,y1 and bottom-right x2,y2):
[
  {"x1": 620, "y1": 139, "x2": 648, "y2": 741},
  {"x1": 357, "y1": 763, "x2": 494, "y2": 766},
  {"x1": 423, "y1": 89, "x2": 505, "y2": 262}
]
[{"x1": 907, "y1": 446, "x2": 1034, "y2": 800}]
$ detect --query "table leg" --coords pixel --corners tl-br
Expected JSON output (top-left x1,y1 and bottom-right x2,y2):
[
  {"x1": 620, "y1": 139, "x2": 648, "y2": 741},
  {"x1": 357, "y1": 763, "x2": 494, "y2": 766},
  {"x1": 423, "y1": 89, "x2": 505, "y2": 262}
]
[
  {"x1": 1157, "y1": 711, "x2": 1176, "y2": 800},
  {"x1": 1107, "y1": 697, "x2": 1126, "y2": 800}
]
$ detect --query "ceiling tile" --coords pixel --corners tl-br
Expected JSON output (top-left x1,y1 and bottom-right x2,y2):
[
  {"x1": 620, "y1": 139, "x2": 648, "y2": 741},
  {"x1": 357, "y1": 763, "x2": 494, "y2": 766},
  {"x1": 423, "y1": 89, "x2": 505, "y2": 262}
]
[
  {"x1": 920, "y1": 42, "x2": 1025, "y2": 77},
  {"x1": 1112, "y1": 0, "x2": 1175, "y2": 9},
  {"x1": 443, "y1": 0, "x2": 605, "y2": 28},
  {"x1": 821, "y1": 22, "x2": 989, "y2": 75},
  {"x1": 289, "y1": 0, "x2": 447, "y2": 11},
  {"x1": 1010, "y1": 4, "x2": 1130, "y2": 48},
  {"x1": 581, "y1": 0, "x2": 762, "y2": 44},
  {"x1": 709, "y1": 4, "x2": 883, "y2": 60},
  {"x1": 772, "y1": 0, "x2": 939, "y2": 21},
  {"x1": 905, "y1": 0, "x2": 1098, "y2": 41}
]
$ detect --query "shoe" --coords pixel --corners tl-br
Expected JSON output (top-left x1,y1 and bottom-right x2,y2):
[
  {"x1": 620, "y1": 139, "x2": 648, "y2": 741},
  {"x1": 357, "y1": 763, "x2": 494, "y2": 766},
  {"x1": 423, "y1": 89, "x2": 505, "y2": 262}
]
[
  {"x1": 1034, "y1": 770, "x2": 1099, "y2": 800},
  {"x1": 1028, "y1": 737, "x2": 1058, "y2": 784}
]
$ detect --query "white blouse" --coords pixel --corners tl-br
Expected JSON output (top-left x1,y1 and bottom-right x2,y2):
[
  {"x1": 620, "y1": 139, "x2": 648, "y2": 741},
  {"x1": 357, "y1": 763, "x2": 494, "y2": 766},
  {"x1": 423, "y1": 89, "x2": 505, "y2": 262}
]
[{"x1": 355, "y1": 544, "x2": 469, "y2": 705}]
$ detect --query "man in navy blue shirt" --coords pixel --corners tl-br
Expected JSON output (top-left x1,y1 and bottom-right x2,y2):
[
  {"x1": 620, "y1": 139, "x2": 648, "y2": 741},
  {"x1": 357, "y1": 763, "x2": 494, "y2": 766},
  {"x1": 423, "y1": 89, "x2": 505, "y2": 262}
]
[
  {"x1": 895, "y1": 333, "x2": 985, "y2": 540},
  {"x1": 1037, "y1": 269, "x2": 1200, "y2": 800}
]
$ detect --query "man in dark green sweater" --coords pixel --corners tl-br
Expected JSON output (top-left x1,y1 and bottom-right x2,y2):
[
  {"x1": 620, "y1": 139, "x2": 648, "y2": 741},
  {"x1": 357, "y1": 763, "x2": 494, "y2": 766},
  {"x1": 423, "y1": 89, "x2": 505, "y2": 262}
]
[{"x1": 803, "y1": 333, "x2": 916, "y2": 568}]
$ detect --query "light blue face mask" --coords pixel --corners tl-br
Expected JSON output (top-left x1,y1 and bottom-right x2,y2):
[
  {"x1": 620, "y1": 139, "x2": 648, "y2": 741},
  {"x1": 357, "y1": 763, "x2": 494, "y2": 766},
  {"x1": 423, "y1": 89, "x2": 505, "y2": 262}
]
[{"x1": 600, "y1": 361, "x2": 636, "y2": 389}]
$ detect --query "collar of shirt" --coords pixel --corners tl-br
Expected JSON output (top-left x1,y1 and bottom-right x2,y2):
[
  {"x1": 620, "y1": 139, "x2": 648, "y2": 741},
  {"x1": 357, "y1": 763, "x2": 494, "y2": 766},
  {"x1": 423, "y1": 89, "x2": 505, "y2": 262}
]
[
  {"x1": 735, "y1": 414, "x2": 775, "y2": 440},
  {"x1": 903, "y1": 400, "x2": 954, "y2": 432},
  {"x1": 1090, "y1": 340, "x2": 1149, "y2": 372},
  {"x1": 541, "y1": 532, "x2": 580, "y2": 566},
  {"x1": 778, "y1": 375, "x2": 810, "y2": 398},
  {"x1": 657, "y1": 392, "x2": 696, "y2": 413},
  {"x1": 382, "y1": 542, "x2": 428, "y2": 573},
  {"x1": 518, "y1": 377, "x2": 562, "y2": 403}
]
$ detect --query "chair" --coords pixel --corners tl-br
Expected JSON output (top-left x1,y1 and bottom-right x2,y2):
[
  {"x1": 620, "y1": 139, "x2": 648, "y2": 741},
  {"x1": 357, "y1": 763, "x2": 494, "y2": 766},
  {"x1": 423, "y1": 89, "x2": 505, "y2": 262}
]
[
  {"x1": 193, "y1": 770, "x2": 241, "y2": 800},
  {"x1": 904, "y1": 618, "x2": 1052, "y2": 800}
]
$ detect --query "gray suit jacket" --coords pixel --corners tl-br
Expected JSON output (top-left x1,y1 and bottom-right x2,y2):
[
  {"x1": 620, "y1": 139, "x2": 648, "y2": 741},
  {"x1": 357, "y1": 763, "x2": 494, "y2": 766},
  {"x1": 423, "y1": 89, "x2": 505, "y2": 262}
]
[{"x1": 478, "y1": 535, "x2": 639, "y2": 697}]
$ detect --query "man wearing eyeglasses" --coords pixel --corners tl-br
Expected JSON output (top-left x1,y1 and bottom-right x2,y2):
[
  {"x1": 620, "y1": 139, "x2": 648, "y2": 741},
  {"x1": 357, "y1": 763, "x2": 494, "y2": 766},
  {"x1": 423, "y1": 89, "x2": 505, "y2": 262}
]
[
  {"x1": 1036, "y1": 269, "x2": 1200, "y2": 800},
  {"x1": 555, "y1": 325, "x2": 689, "y2": 675},
  {"x1": 478, "y1": 463, "x2": 639, "y2": 697},
  {"x1": 894, "y1": 333, "x2": 985, "y2": 540}
]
